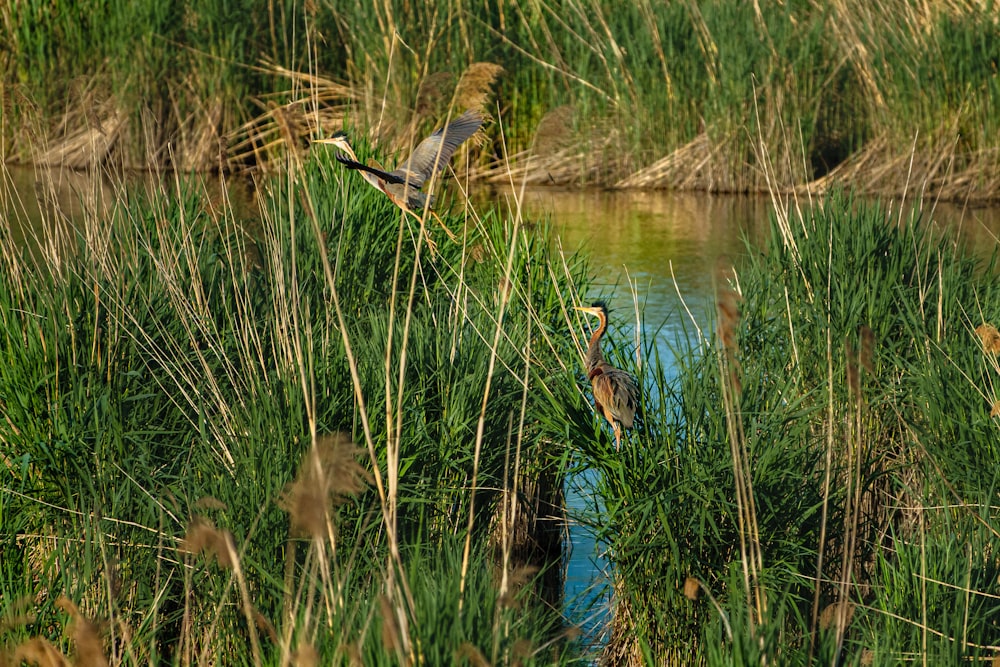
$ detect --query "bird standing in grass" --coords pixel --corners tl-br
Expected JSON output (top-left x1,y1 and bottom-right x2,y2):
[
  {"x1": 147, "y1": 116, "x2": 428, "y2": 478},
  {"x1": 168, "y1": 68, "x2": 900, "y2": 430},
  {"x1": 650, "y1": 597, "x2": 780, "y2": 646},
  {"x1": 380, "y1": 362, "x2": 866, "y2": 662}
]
[
  {"x1": 575, "y1": 302, "x2": 640, "y2": 450},
  {"x1": 314, "y1": 110, "x2": 484, "y2": 243}
]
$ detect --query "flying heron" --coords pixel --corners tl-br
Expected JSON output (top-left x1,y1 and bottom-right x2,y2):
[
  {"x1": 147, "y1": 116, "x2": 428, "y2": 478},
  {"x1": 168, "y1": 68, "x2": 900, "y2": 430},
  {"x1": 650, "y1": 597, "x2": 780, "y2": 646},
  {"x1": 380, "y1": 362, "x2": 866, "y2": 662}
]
[
  {"x1": 314, "y1": 110, "x2": 484, "y2": 242},
  {"x1": 575, "y1": 302, "x2": 640, "y2": 450}
]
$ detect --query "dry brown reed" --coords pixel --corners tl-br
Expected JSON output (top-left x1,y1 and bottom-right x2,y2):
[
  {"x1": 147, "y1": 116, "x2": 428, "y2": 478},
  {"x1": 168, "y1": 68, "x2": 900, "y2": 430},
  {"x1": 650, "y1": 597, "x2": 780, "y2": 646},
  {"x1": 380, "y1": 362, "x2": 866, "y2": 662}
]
[
  {"x1": 173, "y1": 101, "x2": 226, "y2": 173},
  {"x1": 975, "y1": 323, "x2": 1000, "y2": 355},
  {"x1": 54, "y1": 597, "x2": 108, "y2": 667},
  {"x1": 179, "y1": 516, "x2": 235, "y2": 568},
  {"x1": 453, "y1": 62, "x2": 504, "y2": 116},
  {"x1": 456, "y1": 642, "x2": 491, "y2": 667},
  {"x1": 279, "y1": 433, "x2": 369, "y2": 540},
  {"x1": 715, "y1": 258, "x2": 769, "y2": 648}
]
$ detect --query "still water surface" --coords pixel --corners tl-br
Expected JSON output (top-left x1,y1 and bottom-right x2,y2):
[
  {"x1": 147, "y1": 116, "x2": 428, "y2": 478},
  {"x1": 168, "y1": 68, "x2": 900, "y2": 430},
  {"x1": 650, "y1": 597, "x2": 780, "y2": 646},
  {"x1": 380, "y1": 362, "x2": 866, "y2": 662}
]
[{"x1": 5, "y1": 164, "x2": 1000, "y2": 651}]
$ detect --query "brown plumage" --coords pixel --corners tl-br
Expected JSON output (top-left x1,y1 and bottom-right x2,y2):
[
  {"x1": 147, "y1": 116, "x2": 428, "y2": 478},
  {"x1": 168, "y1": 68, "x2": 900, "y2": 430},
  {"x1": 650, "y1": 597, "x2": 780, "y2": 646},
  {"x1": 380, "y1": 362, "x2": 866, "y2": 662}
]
[{"x1": 575, "y1": 302, "x2": 640, "y2": 450}]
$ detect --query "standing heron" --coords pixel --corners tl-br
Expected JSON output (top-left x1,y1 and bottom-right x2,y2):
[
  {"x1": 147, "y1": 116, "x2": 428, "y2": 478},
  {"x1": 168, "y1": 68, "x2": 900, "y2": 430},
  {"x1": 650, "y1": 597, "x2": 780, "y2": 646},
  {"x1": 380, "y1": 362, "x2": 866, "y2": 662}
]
[
  {"x1": 575, "y1": 302, "x2": 640, "y2": 450},
  {"x1": 314, "y1": 110, "x2": 484, "y2": 241}
]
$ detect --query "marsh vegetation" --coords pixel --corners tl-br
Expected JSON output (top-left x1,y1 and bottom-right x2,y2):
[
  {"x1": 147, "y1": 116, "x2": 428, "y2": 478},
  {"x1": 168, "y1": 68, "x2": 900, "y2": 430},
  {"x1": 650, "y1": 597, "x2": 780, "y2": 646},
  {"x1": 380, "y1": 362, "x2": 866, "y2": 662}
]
[
  {"x1": 3, "y1": 1, "x2": 1000, "y2": 665},
  {"x1": 2, "y1": 0, "x2": 999, "y2": 199}
]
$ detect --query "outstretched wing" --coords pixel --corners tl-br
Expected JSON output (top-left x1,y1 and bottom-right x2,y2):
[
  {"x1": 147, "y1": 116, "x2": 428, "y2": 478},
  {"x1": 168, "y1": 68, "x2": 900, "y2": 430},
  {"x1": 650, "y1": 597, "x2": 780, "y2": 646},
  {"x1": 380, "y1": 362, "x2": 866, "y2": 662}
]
[{"x1": 390, "y1": 110, "x2": 484, "y2": 188}]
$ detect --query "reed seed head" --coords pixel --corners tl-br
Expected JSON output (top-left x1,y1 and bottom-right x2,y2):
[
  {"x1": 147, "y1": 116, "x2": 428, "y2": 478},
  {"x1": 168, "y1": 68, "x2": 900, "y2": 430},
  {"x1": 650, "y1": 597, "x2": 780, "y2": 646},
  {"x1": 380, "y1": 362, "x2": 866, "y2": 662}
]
[
  {"x1": 818, "y1": 601, "x2": 855, "y2": 632},
  {"x1": 252, "y1": 608, "x2": 278, "y2": 644},
  {"x1": 499, "y1": 564, "x2": 539, "y2": 608},
  {"x1": 292, "y1": 642, "x2": 319, "y2": 667},
  {"x1": 415, "y1": 72, "x2": 455, "y2": 117},
  {"x1": 11, "y1": 637, "x2": 69, "y2": 667},
  {"x1": 859, "y1": 325, "x2": 875, "y2": 372},
  {"x1": 281, "y1": 433, "x2": 369, "y2": 539},
  {"x1": 55, "y1": 597, "x2": 107, "y2": 667},
  {"x1": 194, "y1": 496, "x2": 227, "y2": 511},
  {"x1": 456, "y1": 642, "x2": 490, "y2": 667},
  {"x1": 378, "y1": 594, "x2": 402, "y2": 656},
  {"x1": 846, "y1": 339, "x2": 861, "y2": 400},
  {"x1": 683, "y1": 577, "x2": 701, "y2": 601},
  {"x1": 532, "y1": 106, "x2": 575, "y2": 155},
  {"x1": 976, "y1": 323, "x2": 1000, "y2": 355},
  {"x1": 179, "y1": 517, "x2": 235, "y2": 569},
  {"x1": 454, "y1": 62, "x2": 504, "y2": 114}
]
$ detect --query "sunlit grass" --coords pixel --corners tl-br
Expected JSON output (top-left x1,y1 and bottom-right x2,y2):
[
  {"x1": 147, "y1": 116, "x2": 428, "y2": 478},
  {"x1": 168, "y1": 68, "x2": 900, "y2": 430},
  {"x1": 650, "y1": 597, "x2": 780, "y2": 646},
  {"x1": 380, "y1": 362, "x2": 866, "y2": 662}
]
[
  {"x1": 573, "y1": 189, "x2": 1000, "y2": 664},
  {"x1": 0, "y1": 141, "x2": 591, "y2": 663},
  {"x1": 2, "y1": 0, "x2": 998, "y2": 198}
]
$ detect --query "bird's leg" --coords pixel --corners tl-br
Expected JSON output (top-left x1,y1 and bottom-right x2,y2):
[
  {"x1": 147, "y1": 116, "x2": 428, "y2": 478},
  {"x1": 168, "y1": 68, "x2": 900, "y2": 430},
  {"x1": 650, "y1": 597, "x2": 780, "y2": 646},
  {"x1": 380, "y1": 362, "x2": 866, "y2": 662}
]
[
  {"x1": 613, "y1": 423, "x2": 622, "y2": 451},
  {"x1": 430, "y1": 210, "x2": 459, "y2": 242},
  {"x1": 402, "y1": 208, "x2": 439, "y2": 258}
]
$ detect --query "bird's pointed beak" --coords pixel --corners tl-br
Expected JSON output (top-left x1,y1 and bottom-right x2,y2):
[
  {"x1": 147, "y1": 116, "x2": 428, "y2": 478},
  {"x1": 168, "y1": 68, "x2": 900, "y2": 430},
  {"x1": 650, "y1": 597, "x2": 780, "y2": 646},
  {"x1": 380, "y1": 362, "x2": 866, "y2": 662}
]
[{"x1": 574, "y1": 305, "x2": 601, "y2": 317}]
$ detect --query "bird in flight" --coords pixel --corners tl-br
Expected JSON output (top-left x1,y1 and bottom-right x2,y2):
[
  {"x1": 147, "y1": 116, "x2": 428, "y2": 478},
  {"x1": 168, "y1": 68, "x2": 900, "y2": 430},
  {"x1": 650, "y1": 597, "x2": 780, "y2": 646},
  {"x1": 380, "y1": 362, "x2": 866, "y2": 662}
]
[{"x1": 315, "y1": 110, "x2": 484, "y2": 244}]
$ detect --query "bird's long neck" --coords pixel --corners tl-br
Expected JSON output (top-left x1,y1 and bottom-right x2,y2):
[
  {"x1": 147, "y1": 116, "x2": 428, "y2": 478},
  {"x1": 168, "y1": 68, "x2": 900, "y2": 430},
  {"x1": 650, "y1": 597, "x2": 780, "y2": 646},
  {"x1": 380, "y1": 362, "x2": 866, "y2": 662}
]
[{"x1": 584, "y1": 314, "x2": 607, "y2": 374}]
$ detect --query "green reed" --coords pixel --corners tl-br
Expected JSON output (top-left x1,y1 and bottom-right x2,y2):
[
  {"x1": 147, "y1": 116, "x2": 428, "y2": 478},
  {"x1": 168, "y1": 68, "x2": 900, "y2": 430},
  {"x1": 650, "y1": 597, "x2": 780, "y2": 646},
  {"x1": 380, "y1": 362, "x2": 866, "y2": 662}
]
[
  {"x1": 0, "y1": 142, "x2": 589, "y2": 662},
  {"x1": 3, "y1": 0, "x2": 998, "y2": 197},
  {"x1": 573, "y1": 191, "x2": 1000, "y2": 663}
]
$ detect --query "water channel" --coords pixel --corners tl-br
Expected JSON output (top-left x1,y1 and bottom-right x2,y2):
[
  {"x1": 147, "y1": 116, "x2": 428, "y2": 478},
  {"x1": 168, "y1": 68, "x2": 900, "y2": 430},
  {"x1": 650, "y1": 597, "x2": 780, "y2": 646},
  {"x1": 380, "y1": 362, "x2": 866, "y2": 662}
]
[{"x1": 4, "y1": 164, "x2": 1000, "y2": 653}]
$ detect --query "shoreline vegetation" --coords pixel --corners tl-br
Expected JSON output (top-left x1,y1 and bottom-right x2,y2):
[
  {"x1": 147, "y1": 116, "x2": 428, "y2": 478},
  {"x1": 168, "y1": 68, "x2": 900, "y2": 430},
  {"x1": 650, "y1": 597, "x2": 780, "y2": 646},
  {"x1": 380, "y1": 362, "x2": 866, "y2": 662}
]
[
  {"x1": 1, "y1": 0, "x2": 999, "y2": 201},
  {"x1": 4, "y1": 1, "x2": 1000, "y2": 666}
]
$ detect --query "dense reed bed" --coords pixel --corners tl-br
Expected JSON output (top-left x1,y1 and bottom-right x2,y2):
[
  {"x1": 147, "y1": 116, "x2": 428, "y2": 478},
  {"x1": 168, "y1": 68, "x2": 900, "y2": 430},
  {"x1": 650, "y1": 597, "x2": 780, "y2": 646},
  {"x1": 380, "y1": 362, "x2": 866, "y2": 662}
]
[
  {"x1": 0, "y1": 137, "x2": 599, "y2": 663},
  {"x1": 2, "y1": 0, "x2": 998, "y2": 199},
  {"x1": 580, "y1": 192, "x2": 1000, "y2": 664}
]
